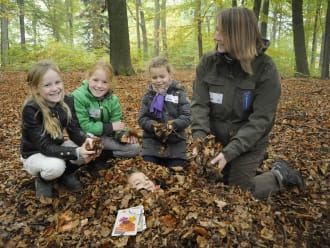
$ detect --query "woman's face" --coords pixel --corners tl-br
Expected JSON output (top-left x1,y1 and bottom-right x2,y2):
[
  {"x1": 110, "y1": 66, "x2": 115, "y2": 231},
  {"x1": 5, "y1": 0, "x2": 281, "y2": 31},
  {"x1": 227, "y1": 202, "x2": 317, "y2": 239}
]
[
  {"x1": 39, "y1": 69, "x2": 64, "y2": 107},
  {"x1": 128, "y1": 172, "x2": 156, "y2": 191},
  {"x1": 150, "y1": 66, "x2": 171, "y2": 94},
  {"x1": 214, "y1": 25, "x2": 227, "y2": 53},
  {"x1": 88, "y1": 68, "x2": 110, "y2": 98}
]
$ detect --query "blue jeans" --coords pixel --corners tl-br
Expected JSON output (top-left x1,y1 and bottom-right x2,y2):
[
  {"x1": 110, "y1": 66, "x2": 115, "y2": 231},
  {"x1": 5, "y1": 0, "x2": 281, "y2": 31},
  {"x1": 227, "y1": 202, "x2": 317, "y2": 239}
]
[{"x1": 142, "y1": 156, "x2": 186, "y2": 167}]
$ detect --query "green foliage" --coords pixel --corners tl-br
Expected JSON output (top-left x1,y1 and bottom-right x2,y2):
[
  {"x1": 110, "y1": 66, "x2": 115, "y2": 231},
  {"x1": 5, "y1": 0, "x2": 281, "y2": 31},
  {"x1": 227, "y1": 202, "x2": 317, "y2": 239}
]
[{"x1": 6, "y1": 42, "x2": 107, "y2": 71}]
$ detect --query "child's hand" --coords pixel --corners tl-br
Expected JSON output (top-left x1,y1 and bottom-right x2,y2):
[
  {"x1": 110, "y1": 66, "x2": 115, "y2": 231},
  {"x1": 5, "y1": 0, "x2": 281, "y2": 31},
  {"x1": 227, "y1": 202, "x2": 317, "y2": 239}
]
[
  {"x1": 112, "y1": 121, "x2": 125, "y2": 131},
  {"x1": 80, "y1": 140, "x2": 96, "y2": 163},
  {"x1": 83, "y1": 137, "x2": 104, "y2": 162}
]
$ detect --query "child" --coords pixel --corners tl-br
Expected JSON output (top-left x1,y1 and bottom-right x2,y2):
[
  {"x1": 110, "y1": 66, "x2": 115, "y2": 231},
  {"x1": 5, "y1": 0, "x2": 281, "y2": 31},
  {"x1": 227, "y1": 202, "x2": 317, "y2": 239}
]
[
  {"x1": 72, "y1": 61, "x2": 140, "y2": 175},
  {"x1": 21, "y1": 60, "x2": 96, "y2": 198},
  {"x1": 127, "y1": 168, "x2": 160, "y2": 192},
  {"x1": 138, "y1": 57, "x2": 191, "y2": 167}
]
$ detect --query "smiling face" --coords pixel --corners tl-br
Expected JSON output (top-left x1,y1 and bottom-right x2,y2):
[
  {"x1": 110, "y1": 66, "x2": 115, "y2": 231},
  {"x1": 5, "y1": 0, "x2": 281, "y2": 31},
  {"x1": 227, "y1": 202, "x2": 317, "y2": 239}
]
[
  {"x1": 150, "y1": 66, "x2": 171, "y2": 94},
  {"x1": 39, "y1": 69, "x2": 64, "y2": 107},
  {"x1": 128, "y1": 172, "x2": 156, "y2": 192},
  {"x1": 87, "y1": 68, "x2": 111, "y2": 98},
  {"x1": 214, "y1": 26, "x2": 227, "y2": 53}
]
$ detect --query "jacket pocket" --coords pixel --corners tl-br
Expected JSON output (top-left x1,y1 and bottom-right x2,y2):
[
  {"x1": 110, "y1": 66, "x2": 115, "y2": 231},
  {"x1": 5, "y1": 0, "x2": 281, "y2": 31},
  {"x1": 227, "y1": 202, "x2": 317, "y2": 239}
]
[
  {"x1": 232, "y1": 79, "x2": 256, "y2": 122},
  {"x1": 204, "y1": 76, "x2": 227, "y2": 119}
]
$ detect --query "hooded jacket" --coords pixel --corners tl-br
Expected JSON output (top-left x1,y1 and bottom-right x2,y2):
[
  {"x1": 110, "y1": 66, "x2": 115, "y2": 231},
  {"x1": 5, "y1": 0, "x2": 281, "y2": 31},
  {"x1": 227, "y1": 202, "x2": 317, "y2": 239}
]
[
  {"x1": 72, "y1": 80, "x2": 122, "y2": 137},
  {"x1": 191, "y1": 42, "x2": 281, "y2": 162},
  {"x1": 139, "y1": 80, "x2": 191, "y2": 159}
]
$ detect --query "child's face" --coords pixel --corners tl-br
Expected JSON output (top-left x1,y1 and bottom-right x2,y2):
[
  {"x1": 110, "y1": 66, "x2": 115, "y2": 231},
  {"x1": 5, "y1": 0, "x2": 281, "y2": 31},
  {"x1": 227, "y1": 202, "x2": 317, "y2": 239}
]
[
  {"x1": 150, "y1": 66, "x2": 171, "y2": 94},
  {"x1": 39, "y1": 69, "x2": 64, "y2": 107},
  {"x1": 87, "y1": 69, "x2": 111, "y2": 98},
  {"x1": 128, "y1": 172, "x2": 156, "y2": 191}
]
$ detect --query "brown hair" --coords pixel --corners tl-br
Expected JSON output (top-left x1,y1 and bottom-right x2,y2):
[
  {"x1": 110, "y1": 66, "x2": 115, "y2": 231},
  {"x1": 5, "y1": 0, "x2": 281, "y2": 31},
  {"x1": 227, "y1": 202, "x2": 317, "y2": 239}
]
[
  {"x1": 216, "y1": 7, "x2": 264, "y2": 75},
  {"x1": 148, "y1": 57, "x2": 173, "y2": 73},
  {"x1": 25, "y1": 60, "x2": 71, "y2": 139},
  {"x1": 87, "y1": 60, "x2": 114, "y2": 85}
]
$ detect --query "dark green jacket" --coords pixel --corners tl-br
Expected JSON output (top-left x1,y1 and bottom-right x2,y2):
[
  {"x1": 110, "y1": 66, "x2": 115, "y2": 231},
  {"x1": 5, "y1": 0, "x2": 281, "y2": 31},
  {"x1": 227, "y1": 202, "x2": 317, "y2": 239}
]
[
  {"x1": 191, "y1": 47, "x2": 281, "y2": 162},
  {"x1": 72, "y1": 80, "x2": 122, "y2": 136}
]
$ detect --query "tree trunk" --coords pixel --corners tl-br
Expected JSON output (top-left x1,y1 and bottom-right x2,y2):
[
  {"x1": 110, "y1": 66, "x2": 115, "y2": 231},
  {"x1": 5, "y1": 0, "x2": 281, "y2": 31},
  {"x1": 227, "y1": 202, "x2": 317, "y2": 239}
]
[
  {"x1": 253, "y1": 0, "x2": 262, "y2": 20},
  {"x1": 195, "y1": 0, "x2": 203, "y2": 58},
  {"x1": 139, "y1": 6, "x2": 148, "y2": 59},
  {"x1": 107, "y1": 0, "x2": 135, "y2": 76},
  {"x1": 135, "y1": 0, "x2": 141, "y2": 53},
  {"x1": 260, "y1": 0, "x2": 269, "y2": 38},
  {"x1": 17, "y1": 0, "x2": 26, "y2": 50},
  {"x1": 161, "y1": 0, "x2": 167, "y2": 58},
  {"x1": 292, "y1": 0, "x2": 310, "y2": 76},
  {"x1": 232, "y1": 0, "x2": 237, "y2": 7},
  {"x1": 321, "y1": 0, "x2": 330, "y2": 78},
  {"x1": 1, "y1": 3, "x2": 9, "y2": 69},
  {"x1": 65, "y1": 0, "x2": 74, "y2": 46},
  {"x1": 310, "y1": 0, "x2": 321, "y2": 71},
  {"x1": 154, "y1": 0, "x2": 160, "y2": 57}
]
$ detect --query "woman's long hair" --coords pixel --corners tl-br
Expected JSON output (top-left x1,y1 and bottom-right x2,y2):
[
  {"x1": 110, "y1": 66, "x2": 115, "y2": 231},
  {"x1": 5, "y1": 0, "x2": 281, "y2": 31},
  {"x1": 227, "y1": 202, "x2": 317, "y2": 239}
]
[
  {"x1": 216, "y1": 7, "x2": 265, "y2": 75},
  {"x1": 24, "y1": 60, "x2": 71, "y2": 139}
]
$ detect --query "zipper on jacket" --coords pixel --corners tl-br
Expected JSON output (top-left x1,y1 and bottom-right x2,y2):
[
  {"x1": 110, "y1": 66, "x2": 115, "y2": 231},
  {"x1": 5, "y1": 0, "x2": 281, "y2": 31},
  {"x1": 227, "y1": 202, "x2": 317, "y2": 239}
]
[{"x1": 98, "y1": 100, "x2": 104, "y2": 122}]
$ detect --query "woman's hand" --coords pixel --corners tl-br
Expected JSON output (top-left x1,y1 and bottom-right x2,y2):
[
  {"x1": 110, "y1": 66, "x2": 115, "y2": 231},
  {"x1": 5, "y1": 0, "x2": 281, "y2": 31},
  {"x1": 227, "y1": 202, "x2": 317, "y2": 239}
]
[
  {"x1": 210, "y1": 152, "x2": 227, "y2": 173},
  {"x1": 112, "y1": 121, "x2": 125, "y2": 132},
  {"x1": 80, "y1": 139, "x2": 96, "y2": 164}
]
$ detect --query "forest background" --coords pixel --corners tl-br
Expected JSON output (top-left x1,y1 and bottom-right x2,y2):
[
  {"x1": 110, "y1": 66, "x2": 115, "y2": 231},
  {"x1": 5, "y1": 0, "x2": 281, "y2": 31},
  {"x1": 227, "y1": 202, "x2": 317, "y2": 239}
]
[
  {"x1": 0, "y1": 0, "x2": 329, "y2": 78},
  {"x1": 0, "y1": 0, "x2": 329, "y2": 247}
]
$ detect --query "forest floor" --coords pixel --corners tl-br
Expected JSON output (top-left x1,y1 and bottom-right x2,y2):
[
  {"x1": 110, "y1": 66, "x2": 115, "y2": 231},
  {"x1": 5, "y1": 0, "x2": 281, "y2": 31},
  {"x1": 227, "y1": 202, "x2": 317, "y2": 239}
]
[{"x1": 0, "y1": 70, "x2": 329, "y2": 247}]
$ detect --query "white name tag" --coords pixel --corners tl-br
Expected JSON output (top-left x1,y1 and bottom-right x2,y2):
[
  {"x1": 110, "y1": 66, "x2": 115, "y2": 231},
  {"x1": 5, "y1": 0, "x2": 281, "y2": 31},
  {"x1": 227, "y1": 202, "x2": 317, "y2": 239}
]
[
  {"x1": 209, "y1": 92, "x2": 223, "y2": 104},
  {"x1": 165, "y1": 94, "x2": 179, "y2": 104}
]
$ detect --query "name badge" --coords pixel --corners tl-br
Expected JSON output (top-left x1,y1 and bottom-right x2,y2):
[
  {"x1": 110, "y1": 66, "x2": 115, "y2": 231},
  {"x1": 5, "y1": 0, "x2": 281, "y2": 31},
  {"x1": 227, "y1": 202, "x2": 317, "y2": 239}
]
[
  {"x1": 165, "y1": 94, "x2": 179, "y2": 104},
  {"x1": 209, "y1": 92, "x2": 223, "y2": 104},
  {"x1": 88, "y1": 108, "x2": 101, "y2": 118}
]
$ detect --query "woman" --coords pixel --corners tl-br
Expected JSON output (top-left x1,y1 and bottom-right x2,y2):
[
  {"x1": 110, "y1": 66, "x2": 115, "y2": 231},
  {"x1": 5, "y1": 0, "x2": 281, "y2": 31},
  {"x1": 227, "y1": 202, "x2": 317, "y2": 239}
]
[{"x1": 191, "y1": 7, "x2": 304, "y2": 199}]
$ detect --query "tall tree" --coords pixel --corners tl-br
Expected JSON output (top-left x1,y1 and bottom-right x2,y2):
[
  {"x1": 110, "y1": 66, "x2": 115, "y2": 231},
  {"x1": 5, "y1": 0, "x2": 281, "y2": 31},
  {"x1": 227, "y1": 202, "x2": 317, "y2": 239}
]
[
  {"x1": 321, "y1": 0, "x2": 330, "y2": 78},
  {"x1": 310, "y1": 0, "x2": 321, "y2": 71},
  {"x1": 17, "y1": 0, "x2": 26, "y2": 50},
  {"x1": 0, "y1": 2, "x2": 9, "y2": 68},
  {"x1": 65, "y1": 0, "x2": 74, "y2": 46},
  {"x1": 260, "y1": 0, "x2": 269, "y2": 38},
  {"x1": 253, "y1": 0, "x2": 262, "y2": 20},
  {"x1": 195, "y1": 0, "x2": 203, "y2": 58},
  {"x1": 161, "y1": 0, "x2": 167, "y2": 57},
  {"x1": 139, "y1": 1, "x2": 148, "y2": 59},
  {"x1": 135, "y1": 0, "x2": 141, "y2": 54},
  {"x1": 154, "y1": 0, "x2": 160, "y2": 56},
  {"x1": 107, "y1": 0, "x2": 135, "y2": 75},
  {"x1": 292, "y1": 0, "x2": 310, "y2": 76}
]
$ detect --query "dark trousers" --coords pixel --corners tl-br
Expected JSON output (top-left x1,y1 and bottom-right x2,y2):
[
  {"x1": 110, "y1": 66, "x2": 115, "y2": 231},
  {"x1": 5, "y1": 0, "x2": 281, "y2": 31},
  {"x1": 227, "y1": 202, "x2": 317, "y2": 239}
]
[
  {"x1": 222, "y1": 149, "x2": 280, "y2": 199},
  {"x1": 142, "y1": 156, "x2": 186, "y2": 167}
]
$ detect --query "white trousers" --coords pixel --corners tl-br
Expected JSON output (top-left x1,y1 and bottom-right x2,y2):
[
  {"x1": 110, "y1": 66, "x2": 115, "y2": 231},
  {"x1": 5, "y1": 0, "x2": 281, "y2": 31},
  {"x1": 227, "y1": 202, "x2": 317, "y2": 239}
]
[{"x1": 21, "y1": 140, "x2": 83, "y2": 180}]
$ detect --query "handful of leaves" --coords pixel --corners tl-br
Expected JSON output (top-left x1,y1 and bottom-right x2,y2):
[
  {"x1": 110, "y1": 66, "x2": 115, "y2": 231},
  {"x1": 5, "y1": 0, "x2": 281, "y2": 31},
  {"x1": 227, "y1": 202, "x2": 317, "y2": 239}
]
[
  {"x1": 191, "y1": 135, "x2": 223, "y2": 176},
  {"x1": 85, "y1": 137, "x2": 104, "y2": 161},
  {"x1": 116, "y1": 128, "x2": 141, "y2": 143},
  {"x1": 153, "y1": 120, "x2": 175, "y2": 143}
]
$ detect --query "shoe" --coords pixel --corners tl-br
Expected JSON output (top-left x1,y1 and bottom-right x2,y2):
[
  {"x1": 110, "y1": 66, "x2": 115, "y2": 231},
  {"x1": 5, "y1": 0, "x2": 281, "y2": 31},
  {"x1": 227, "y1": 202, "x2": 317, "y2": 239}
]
[
  {"x1": 86, "y1": 158, "x2": 112, "y2": 177},
  {"x1": 35, "y1": 177, "x2": 54, "y2": 198},
  {"x1": 59, "y1": 173, "x2": 83, "y2": 191},
  {"x1": 271, "y1": 158, "x2": 305, "y2": 191}
]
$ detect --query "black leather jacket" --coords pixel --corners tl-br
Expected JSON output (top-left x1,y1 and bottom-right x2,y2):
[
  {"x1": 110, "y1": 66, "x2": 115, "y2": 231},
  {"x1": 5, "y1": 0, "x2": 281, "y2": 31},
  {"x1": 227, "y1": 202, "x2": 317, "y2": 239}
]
[{"x1": 20, "y1": 95, "x2": 88, "y2": 160}]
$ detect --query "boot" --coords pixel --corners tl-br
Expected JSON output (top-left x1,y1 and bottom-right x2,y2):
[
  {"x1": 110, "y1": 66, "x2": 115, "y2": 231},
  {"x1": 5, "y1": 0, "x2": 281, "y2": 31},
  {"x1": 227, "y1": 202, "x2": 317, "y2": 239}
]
[
  {"x1": 58, "y1": 172, "x2": 83, "y2": 191},
  {"x1": 271, "y1": 158, "x2": 305, "y2": 191},
  {"x1": 35, "y1": 176, "x2": 54, "y2": 198},
  {"x1": 87, "y1": 150, "x2": 113, "y2": 177}
]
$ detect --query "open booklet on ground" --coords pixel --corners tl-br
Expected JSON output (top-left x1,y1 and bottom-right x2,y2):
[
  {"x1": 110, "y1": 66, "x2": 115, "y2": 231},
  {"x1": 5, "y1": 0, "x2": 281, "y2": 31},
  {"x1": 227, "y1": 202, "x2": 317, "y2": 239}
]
[{"x1": 111, "y1": 205, "x2": 146, "y2": 236}]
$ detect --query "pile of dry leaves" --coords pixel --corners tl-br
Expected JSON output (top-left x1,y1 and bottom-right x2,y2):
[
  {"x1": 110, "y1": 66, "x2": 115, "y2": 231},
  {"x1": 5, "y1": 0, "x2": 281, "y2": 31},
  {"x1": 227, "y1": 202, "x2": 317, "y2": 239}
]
[{"x1": 0, "y1": 71, "x2": 329, "y2": 247}]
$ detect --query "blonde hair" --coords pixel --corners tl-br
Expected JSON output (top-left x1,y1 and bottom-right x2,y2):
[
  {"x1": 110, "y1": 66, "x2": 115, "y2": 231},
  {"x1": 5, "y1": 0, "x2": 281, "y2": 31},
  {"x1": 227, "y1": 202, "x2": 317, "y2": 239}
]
[
  {"x1": 148, "y1": 57, "x2": 173, "y2": 73},
  {"x1": 87, "y1": 60, "x2": 114, "y2": 85},
  {"x1": 25, "y1": 60, "x2": 71, "y2": 139},
  {"x1": 216, "y1": 7, "x2": 264, "y2": 75}
]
